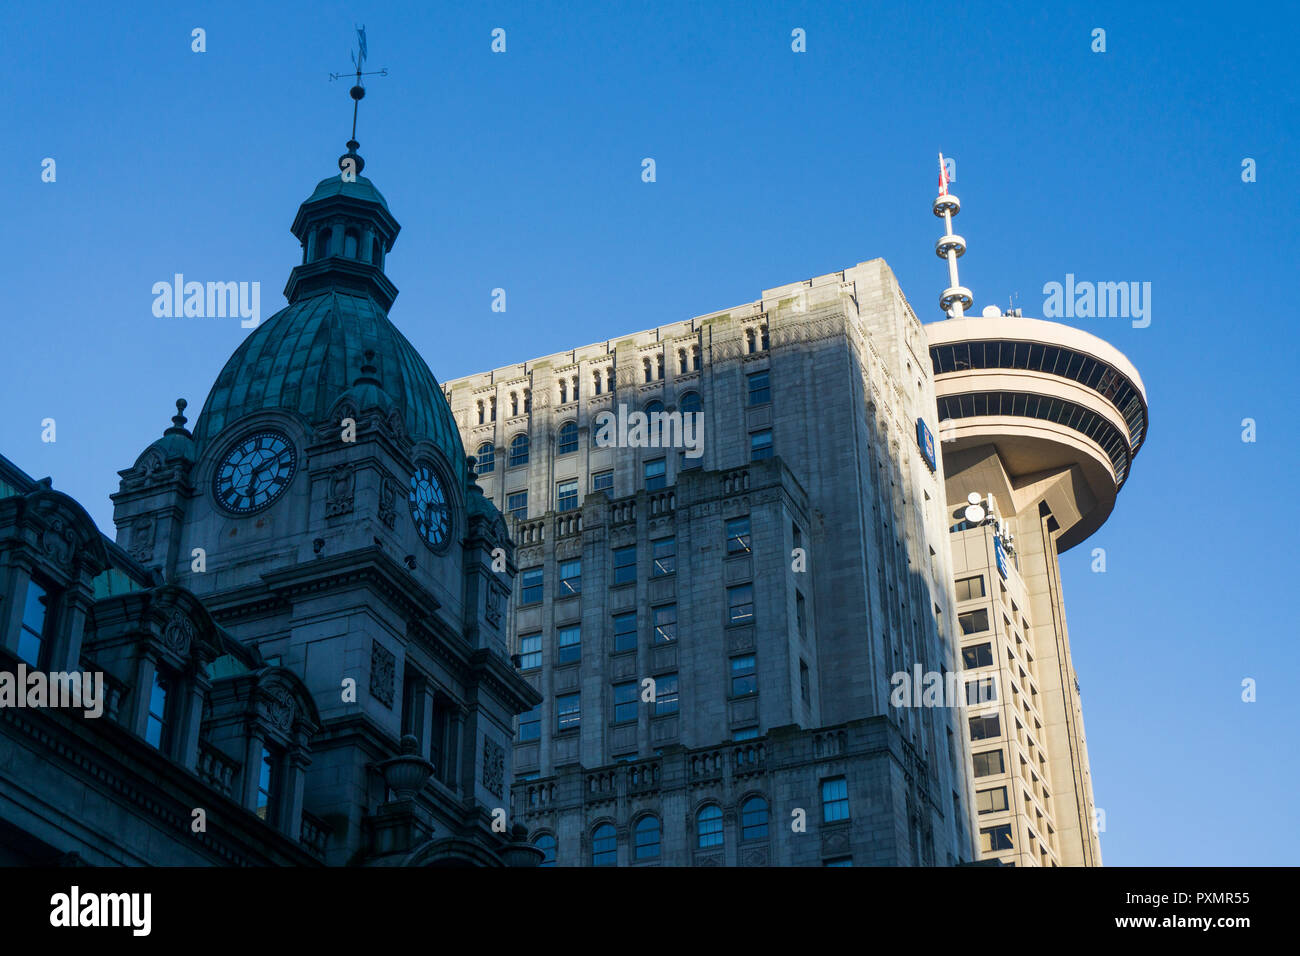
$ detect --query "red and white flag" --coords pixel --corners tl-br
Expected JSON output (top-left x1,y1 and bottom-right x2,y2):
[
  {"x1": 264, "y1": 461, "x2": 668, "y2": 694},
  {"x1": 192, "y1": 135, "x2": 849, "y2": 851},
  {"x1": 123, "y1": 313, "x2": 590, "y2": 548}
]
[{"x1": 938, "y1": 152, "x2": 949, "y2": 195}]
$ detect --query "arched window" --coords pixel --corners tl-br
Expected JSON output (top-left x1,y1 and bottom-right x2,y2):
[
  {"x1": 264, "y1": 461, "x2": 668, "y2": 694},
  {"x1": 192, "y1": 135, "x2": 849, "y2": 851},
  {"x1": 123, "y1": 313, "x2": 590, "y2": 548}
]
[
  {"x1": 476, "y1": 401, "x2": 485, "y2": 425},
  {"x1": 510, "y1": 392, "x2": 519, "y2": 417},
  {"x1": 476, "y1": 442, "x2": 495, "y2": 474},
  {"x1": 692, "y1": 345, "x2": 701, "y2": 371},
  {"x1": 592, "y1": 823, "x2": 617, "y2": 866},
  {"x1": 509, "y1": 434, "x2": 530, "y2": 468},
  {"x1": 593, "y1": 370, "x2": 603, "y2": 395},
  {"x1": 534, "y1": 832, "x2": 557, "y2": 867},
  {"x1": 746, "y1": 328, "x2": 757, "y2": 354},
  {"x1": 678, "y1": 349, "x2": 687, "y2": 374},
  {"x1": 697, "y1": 804, "x2": 723, "y2": 849},
  {"x1": 680, "y1": 391, "x2": 701, "y2": 416},
  {"x1": 643, "y1": 358, "x2": 652, "y2": 383},
  {"x1": 634, "y1": 815, "x2": 661, "y2": 861},
  {"x1": 314, "y1": 226, "x2": 332, "y2": 261},
  {"x1": 559, "y1": 380, "x2": 568, "y2": 404},
  {"x1": 523, "y1": 388, "x2": 531, "y2": 414},
  {"x1": 760, "y1": 324, "x2": 770, "y2": 350},
  {"x1": 645, "y1": 400, "x2": 664, "y2": 417},
  {"x1": 557, "y1": 421, "x2": 579, "y2": 456},
  {"x1": 606, "y1": 368, "x2": 615, "y2": 393},
  {"x1": 370, "y1": 232, "x2": 383, "y2": 265},
  {"x1": 741, "y1": 795, "x2": 769, "y2": 841},
  {"x1": 343, "y1": 228, "x2": 360, "y2": 258},
  {"x1": 656, "y1": 354, "x2": 665, "y2": 380}
]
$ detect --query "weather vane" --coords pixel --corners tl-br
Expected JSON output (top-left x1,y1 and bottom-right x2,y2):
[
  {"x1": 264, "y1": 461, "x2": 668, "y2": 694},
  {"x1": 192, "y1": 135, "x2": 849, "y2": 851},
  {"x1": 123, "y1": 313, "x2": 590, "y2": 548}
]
[{"x1": 330, "y1": 25, "x2": 388, "y2": 174}]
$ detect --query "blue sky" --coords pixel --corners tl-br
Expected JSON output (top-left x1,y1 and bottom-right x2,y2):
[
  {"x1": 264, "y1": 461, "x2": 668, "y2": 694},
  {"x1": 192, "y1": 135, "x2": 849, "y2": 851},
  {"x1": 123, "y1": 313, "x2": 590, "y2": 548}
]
[{"x1": 4, "y1": 0, "x2": 1296, "y2": 864}]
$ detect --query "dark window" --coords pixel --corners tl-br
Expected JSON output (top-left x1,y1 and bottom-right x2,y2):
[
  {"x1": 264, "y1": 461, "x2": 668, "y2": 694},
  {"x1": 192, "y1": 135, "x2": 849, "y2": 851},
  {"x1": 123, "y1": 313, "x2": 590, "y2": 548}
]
[
  {"x1": 969, "y1": 713, "x2": 1001, "y2": 741},
  {"x1": 697, "y1": 804, "x2": 723, "y2": 849},
  {"x1": 980, "y1": 824, "x2": 1014, "y2": 852},
  {"x1": 343, "y1": 228, "x2": 360, "y2": 258},
  {"x1": 613, "y1": 681, "x2": 638, "y2": 724},
  {"x1": 534, "y1": 833, "x2": 556, "y2": 866},
  {"x1": 521, "y1": 567, "x2": 543, "y2": 605},
  {"x1": 556, "y1": 693, "x2": 581, "y2": 732},
  {"x1": 145, "y1": 668, "x2": 170, "y2": 749},
  {"x1": 644, "y1": 458, "x2": 666, "y2": 490},
  {"x1": 475, "y1": 442, "x2": 495, "y2": 473},
  {"x1": 966, "y1": 676, "x2": 998, "y2": 706},
  {"x1": 748, "y1": 370, "x2": 770, "y2": 405},
  {"x1": 557, "y1": 624, "x2": 581, "y2": 664},
  {"x1": 954, "y1": 575, "x2": 985, "y2": 601},
  {"x1": 654, "y1": 673, "x2": 679, "y2": 716},
  {"x1": 652, "y1": 537, "x2": 676, "y2": 576},
  {"x1": 731, "y1": 654, "x2": 757, "y2": 696},
  {"x1": 680, "y1": 391, "x2": 701, "y2": 415},
  {"x1": 557, "y1": 421, "x2": 579, "y2": 456},
  {"x1": 519, "y1": 633, "x2": 542, "y2": 670},
  {"x1": 507, "y1": 491, "x2": 528, "y2": 521},
  {"x1": 255, "y1": 745, "x2": 277, "y2": 822},
  {"x1": 634, "y1": 815, "x2": 661, "y2": 860},
  {"x1": 592, "y1": 823, "x2": 616, "y2": 866},
  {"x1": 518, "y1": 704, "x2": 541, "y2": 741},
  {"x1": 591, "y1": 470, "x2": 613, "y2": 493},
  {"x1": 17, "y1": 580, "x2": 52, "y2": 668},
  {"x1": 963, "y1": 642, "x2": 994, "y2": 668},
  {"x1": 959, "y1": 608, "x2": 990, "y2": 634},
  {"x1": 750, "y1": 430, "x2": 773, "y2": 461},
  {"x1": 741, "y1": 796, "x2": 769, "y2": 840},
  {"x1": 645, "y1": 399, "x2": 664, "y2": 416},
  {"x1": 822, "y1": 777, "x2": 849, "y2": 822},
  {"x1": 612, "y1": 545, "x2": 637, "y2": 584},
  {"x1": 613, "y1": 612, "x2": 637, "y2": 652},
  {"x1": 728, "y1": 584, "x2": 754, "y2": 624},
  {"x1": 508, "y1": 434, "x2": 530, "y2": 467},
  {"x1": 653, "y1": 604, "x2": 676, "y2": 643},
  {"x1": 557, "y1": 479, "x2": 578, "y2": 512},
  {"x1": 726, "y1": 516, "x2": 752, "y2": 554},
  {"x1": 559, "y1": 558, "x2": 582, "y2": 596},
  {"x1": 976, "y1": 787, "x2": 1009, "y2": 815},
  {"x1": 973, "y1": 749, "x2": 1006, "y2": 777}
]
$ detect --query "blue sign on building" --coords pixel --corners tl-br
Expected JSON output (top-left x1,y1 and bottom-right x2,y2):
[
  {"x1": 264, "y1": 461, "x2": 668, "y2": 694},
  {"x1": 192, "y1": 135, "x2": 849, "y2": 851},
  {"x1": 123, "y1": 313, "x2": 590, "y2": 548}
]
[
  {"x1": 916, "y1": 418, "x2": 937, "y2": 472},
  {"x1": 994, "y1": 535, "x2": 1008, "y2": 579}
]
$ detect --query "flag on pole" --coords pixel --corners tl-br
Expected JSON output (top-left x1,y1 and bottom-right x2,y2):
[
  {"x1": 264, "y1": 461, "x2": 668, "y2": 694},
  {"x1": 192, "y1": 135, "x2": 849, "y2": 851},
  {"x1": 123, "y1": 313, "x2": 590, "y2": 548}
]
[{"x1": 938, "y1": 152, "x2": 949, "y2": 196}]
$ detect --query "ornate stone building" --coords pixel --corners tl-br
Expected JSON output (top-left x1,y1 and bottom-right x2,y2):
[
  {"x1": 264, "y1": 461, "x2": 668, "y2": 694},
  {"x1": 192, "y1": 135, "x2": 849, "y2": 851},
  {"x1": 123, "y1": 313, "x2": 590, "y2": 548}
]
[
  {"x1": 0, "y1": 144, "x2": 540, "y2": 866},
  {"x1": 446, "y1": 261, "x2": 980, "y2": 866}
]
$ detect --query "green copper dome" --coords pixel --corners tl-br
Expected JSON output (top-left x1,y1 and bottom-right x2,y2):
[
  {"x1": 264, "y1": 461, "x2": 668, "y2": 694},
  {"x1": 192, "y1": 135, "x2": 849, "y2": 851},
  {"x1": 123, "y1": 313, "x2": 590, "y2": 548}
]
[{"x1": 302, "y1": 174, "x2": 390, "y2": 212}]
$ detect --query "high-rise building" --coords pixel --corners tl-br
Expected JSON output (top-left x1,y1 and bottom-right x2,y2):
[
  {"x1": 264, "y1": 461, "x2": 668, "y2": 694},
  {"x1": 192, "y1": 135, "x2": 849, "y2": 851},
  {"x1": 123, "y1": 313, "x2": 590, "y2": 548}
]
[
  {"x1": 446, "y1": 260, "x2": 979, "y2": 866},
  {"x1": 923, "y1": 161, "x2": 1147, "y2": 865}
]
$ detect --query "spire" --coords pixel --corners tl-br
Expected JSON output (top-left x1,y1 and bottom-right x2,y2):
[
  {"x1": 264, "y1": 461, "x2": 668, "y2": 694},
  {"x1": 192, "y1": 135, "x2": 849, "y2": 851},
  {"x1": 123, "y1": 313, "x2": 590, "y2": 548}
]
[
  {"x1": 164, "y1": 398, "x2": 191, "y2": 437},
  {"x1": 330, "y1": 25, "x2": 387, "y2": 177},
  {"x1": 933, "y1": 152, "x2": 973, "y2": 318}
]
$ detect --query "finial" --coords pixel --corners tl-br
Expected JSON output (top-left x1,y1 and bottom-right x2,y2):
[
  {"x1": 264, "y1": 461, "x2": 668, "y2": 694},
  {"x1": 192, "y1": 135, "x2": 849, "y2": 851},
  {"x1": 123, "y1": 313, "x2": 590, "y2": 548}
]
[
  {"x1": 165, "y1": 398, "x2": 192, "y2": 437},
  {"x1": 353, "y1": 349, "x2": 382, "y2": 387},
  {"x1": 933, "y1": 152, "x2": 973, "y2": 318},
  {"x1": 330, "y1": 25, "x2": 387, "y2": 176}
]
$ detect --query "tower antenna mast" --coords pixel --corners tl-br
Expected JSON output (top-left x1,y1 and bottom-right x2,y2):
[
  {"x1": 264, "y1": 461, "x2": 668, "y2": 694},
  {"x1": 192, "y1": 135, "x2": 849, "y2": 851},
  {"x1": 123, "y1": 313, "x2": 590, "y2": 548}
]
[
  {"x1": 329, "y1": 25, "x2": 388, "y2": 173},
  {"x1": 934, "y1": 153, "x2": 973, "y2": 318}
]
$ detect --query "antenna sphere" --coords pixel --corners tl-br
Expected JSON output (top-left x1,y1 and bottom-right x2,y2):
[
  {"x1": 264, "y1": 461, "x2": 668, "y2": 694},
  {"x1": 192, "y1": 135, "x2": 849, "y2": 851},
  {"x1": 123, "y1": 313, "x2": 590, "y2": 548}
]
[{"x1": 350, "y1": 85, "x2": 366, "y2": 101}]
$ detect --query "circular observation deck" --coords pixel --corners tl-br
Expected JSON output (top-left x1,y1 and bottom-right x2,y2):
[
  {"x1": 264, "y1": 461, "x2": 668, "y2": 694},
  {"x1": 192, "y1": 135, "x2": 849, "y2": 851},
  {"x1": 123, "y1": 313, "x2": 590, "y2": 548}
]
[{"x1": 924, "y1": 316, "x2": 1148, "y2": 551}]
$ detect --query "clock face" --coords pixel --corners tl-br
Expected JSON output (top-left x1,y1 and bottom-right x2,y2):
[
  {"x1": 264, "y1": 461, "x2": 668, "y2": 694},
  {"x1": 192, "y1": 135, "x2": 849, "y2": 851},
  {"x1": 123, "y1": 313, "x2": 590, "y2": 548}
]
[
  {"x1": 213, "y1": 431, "x2": 297, "y2": 514},
  {"x1": 409, "y1": 464, "x2": 451, "y2": 549}
]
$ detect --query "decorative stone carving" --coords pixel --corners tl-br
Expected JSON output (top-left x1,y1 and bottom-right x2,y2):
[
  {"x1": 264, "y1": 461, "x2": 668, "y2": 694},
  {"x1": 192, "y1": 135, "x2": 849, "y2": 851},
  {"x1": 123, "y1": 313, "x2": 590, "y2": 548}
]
[
  {"x1": 740, "y1": 845, "x2": 769, "y2": 867},
  {"x1": 485, "y1": 584, "x2": 503, "y2": 628},
  {"x1": 129, "y1": 514, "x2": 156, "y2": 562},
  {"x1": 378, "y1": 475, "x2": 397, "y2": 530},
  {"x1": 482, "y1": 737, "x2": 505, "y2": 798},
  {"x1": 326, "y1": 464, "x2": 355, "y2": 517},
  {"x1": 138, "y1": 449, "x2": 165, "y2": 483},
  {"x1": 163, "y1": 612, "x2": 195, "y2": 656},
  {"x1": 40, "y1": 516, "x2": 76, "y2": 568},
  {"x1": 370, "y1": 640, "x2": 396, "y2": 708},
  {"x1": 266, "y1": 686, "x2": 295, "y2": 732}
]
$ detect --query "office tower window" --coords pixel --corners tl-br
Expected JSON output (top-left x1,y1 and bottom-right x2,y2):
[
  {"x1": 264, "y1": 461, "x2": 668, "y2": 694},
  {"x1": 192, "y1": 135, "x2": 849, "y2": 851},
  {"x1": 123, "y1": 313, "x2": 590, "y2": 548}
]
[
  {"x1": 654, "y1": 673, "x2": 679, "y2": 716},
  {"x1": 518, "y1": 704, "x2": 541, "y2": 741},
  {"x1": 728, "y1": 584, "x2": 754, "y2": 624},
  {"x1": 559, "y1": 558, "x2": 582, "y2": 596},
  {"x1": 557, "y1": 421, "x2": 579, "y2": 456},
  {"x1": 963, "y1": 642, "x2": 995, "y2": 668},
  {"x1": 592, "y1": 823, "x2": 617, "y2": 866},
  {"x1": 145, "y1": 668, "x2": 170, "y2": 749},
  {"x1": 730, "y1": 654, "x2": 757, "y2": 696},
  {"x1": 980, "y1": 825, "x2": 1015, "y2": 852},
  {"x1": 17, "y1": 580, "x2": 53, "y2": 669},
  {"x1": 508, "y1": 433, "x2": 530, "y2": 467},
  {"x1": 653, "y1": 604, "x2": 676, "y2": 643},
  {"x1": 976, "y1": 787, "x2": 1009, "y2": 814},
  {"x1": 556, "y1": 693, "x2": 581, "y2": 732},
  {"x1": 507, "y1": 490, "x2": 528, "y2": 521},
  {"x1": 959, "y1": 608, "x2": 990, "y2": 634},
  {"x1": 557, "y1": 478, "x2": 578, "y2": 512},
  {"x1": 591, "y1": 470, "x2": 613, "y2": 492},
  {"x1": 613, "y1": 611, "x2": 638, "y2": 652},
  {"x1": 644, "y1": 458, "x2": 666, "y2": 490},
  {"x1": 634, "y1": 815, "x2": 661, "y2": 860},
  {"x1": 519, "y1": 633, "x2": 542, "y2": 671},
  {"x1": 750, "y1": 430, "x2": 773, "y2": 460},
  {"x1": 521, "y1": 567, "x2": 544, "y2": 605},
  {"x1": 475, "y1": 442, "x2": 495, "y2": 473},
  {"x1": 822, "y1": 777, "x2": 849, "y2": 823},
  {"x1": 973, "y1": 749, "x2": 1006, "y2": 777},
  {"x1": 612, "y1": 545, "x2": 637, "y2": 584},
  {"x1": 726, "y1": 515, "x2": 752, "y2": 554},
  {"x1": 741, "y1": 796, "x2": 769, "y2": 840},
  {"x1": 557, "y1": 624, "x2": 582, "y2": 664},
  {"x1": 534, "y1": 833, "x2": 556, "y2": 867},
  {"x1": 969, "y1": 714, "x2": 1001, "y2": 741},
  {"x1": 697, "y1": 804, "x2": 723, "y2": 849},
  {"x1": 800, "y1": 659, "x2": 811, "y2": 704},
  {"x1": 652, "y1": 537, "x2": 676, "y2": 576},
  {"x1": 613, "y1": 681, "x2": 638, "y2": 724},
  {"x1": 954, "y1": 575, "x2": 986, "y2": 601},
  {"x1": 256, "y1": 745, "x2": 277, "y2": 822},
  {"x1": 748, "y1": 370, "x2": 771, "y2": 405},
  {"x1": 965, "y1": 676, "x2": 998, "y2": 706}
]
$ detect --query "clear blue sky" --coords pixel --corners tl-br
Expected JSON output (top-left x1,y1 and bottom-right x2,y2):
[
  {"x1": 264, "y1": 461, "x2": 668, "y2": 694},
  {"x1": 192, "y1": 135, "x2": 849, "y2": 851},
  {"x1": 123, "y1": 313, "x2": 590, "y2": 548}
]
[{"x1": 4, "y1": 1, "x2": 1296, "y2": 865}]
